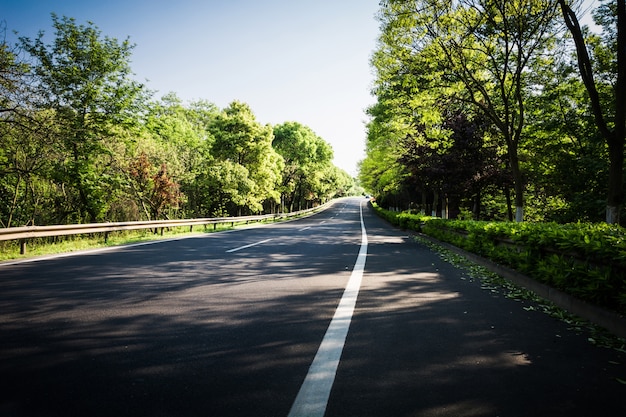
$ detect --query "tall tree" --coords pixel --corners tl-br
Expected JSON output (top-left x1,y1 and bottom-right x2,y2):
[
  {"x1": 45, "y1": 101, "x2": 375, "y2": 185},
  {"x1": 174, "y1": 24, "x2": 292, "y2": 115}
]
[
  {"x1": 208, "y1": 101, "x2": 283, "y2": 214},
  {"x1": 377, "y1": 0, "x2": 560, "y2": 221},
  {"x1": 19, "y1": 14, "x2": 145, "y2": 222},
  {"x1": 557, "y1": 0, "x2": 626, "y2": 223},
  {"x1": 273, "y1": 122, "x2": 334, "y2": 211}
]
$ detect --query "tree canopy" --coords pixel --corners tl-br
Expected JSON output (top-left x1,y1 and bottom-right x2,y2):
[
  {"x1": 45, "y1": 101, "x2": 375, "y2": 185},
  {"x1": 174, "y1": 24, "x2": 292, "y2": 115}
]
[
  {"x1": 0, "y1": 15, "x2": 356, "y2": 227},
  {"x1": 360, "y1": 0, "x2": 626, "y2": 224}
]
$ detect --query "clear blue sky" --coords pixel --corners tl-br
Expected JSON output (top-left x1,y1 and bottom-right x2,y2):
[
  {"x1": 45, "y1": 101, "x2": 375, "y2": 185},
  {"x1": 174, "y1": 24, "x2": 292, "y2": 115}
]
[{"x1": 1, "y1": 0, "x2": 381, "y2": 175}]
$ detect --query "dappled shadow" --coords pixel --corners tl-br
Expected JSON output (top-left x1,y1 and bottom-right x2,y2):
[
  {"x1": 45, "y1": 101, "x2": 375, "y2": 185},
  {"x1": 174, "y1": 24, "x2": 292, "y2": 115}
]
[
  {"x1": 0, "y1": 208, "x2": 363, "y2": 417},
  {"x1": 2, "y1": 201, "x2": 625, "y2": 417},
  {"x1": 325, "y1": 206, "x2": 626, "y2": 417}
]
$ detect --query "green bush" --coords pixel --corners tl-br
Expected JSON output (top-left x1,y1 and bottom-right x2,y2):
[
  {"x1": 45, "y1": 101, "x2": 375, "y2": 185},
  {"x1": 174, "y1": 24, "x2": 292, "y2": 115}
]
[{"x1": 370, "y1": 203, "x2": 626, "y2": 315}]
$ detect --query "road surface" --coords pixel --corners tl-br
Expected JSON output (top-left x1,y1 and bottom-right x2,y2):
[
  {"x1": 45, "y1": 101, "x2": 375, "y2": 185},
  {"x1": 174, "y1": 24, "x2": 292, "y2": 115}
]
[{"x1": 1, "y1": 197, "x2": 625, "y2": 416}]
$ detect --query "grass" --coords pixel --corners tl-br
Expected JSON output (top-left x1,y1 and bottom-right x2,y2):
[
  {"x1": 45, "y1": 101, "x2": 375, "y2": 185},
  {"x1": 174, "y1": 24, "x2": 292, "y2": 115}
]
[
  {"x1": 0, "y1": 213, "x2": 315, "y2": 262},
  {"x1": 0, "y1": 222, "x2": 250, "y2": 262}
]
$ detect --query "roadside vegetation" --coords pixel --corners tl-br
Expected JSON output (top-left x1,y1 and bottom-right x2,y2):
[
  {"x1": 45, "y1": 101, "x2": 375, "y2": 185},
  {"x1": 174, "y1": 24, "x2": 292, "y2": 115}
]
[
  {"x1": 372, "y1": 202, "x2": 626, "y2": 316},
  {"x1": 0, "y1": 227, "x2": 200, "y2": 261},
  {"x1": 360, "y1": 0, "x2": 626, "y2": 225},
  {"x1": 0, "y1": 15, "x2": 359, "y2": 231},
  {"x1": 0, "y1": 208, "x2": 324, "y2": 262},
  {"x1": 360, "y1": 0, "x2": 626, "y2": 334}
]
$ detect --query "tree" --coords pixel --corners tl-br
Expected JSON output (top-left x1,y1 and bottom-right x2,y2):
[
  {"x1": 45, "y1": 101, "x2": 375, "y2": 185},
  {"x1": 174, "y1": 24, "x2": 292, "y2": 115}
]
[
  {"x1": 273, "y1": 122, "x2": 335, "y2": 210},
  {"x1": 208, "y1": 101, "x2": 283, "y2": 214},
  {"x1": 0, "y1": 22, "x2": 29, "y2": 121},
  {"x1": 376, "y1": 0, "x2": 560, "y2": 221},
  {"x1": 358, "y1": 95, "x2": 413, "y2": 210},
  {"x1": 520, "y1": 33, "x2": 608, "y2": 222},
  {"x1": 126, "y1": 152, "x2": 181, "y2": 220},
  {"x1": 142, "y1": 93, "x2": 219, "y2": 217},
  {"x1": 557, "y1": 0, "x2": 626, "y2": 224},
  {"x1": 1, "y1": 24, "x2": 64, "y2": 227},
  {"x1": 399, "y1": 111, "x2": 507, "y2": 219},
  {"x1": 19, "y1": 14, "x2": 146, "y2": 222}
]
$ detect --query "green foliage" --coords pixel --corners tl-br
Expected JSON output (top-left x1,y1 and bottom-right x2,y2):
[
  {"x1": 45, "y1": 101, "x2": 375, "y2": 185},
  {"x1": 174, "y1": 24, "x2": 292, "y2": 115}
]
[
  {"x1": 371, "y1": 203, "x2": 626, "y2": 315},
  {"x1": 208, "y1": 101, "x2": 283, "y2": 214},
  {"x1": 0, "y1": 15, "x2": 354, "y2": 226},
  {"x1": 273, "y1": 121, "x2": 345, "y2": 211},
  {"x1": 363, "y1": 0, "x2": 561, "y2": 221},
  {"x1": 361, "y1": 1, "x2": 624, "y2": 225},
  {"x1": 18, "y1": 14, "x2": 146, "y2": 222}
]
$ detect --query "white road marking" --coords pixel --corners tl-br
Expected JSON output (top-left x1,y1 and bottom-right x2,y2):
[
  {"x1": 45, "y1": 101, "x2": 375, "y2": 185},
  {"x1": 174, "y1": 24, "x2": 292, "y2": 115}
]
[
  {"x1": 287, "y1": 201, "x2": 368, "y2": 417},
  {"x1": 226, "y1": 238, "x2": 273, "y2": 253},
  {"x1": 299, "y1": 227, "x2": 312, "y2": 231}
]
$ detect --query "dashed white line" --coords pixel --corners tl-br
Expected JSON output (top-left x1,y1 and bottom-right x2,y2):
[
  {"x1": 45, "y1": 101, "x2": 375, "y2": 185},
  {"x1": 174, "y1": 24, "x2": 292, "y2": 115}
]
[
  {"x1": 226, "y1": 238, "x2": 273, "y2": 253},
  {"x1": 287, "y1": 201, "x2": 368, "y2": 417}
]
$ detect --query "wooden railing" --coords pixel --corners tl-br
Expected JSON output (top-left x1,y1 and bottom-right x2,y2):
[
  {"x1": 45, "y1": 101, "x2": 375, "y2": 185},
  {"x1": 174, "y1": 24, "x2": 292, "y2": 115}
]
[{"x1": 1, "y1": 201, "x2": 335, "y2": 254}]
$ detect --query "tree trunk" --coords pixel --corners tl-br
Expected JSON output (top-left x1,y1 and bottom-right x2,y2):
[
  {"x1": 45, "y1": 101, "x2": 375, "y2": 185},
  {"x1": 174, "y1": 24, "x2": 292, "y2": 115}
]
[
  {"x1": 508, "y1": 145, "x2": 525, "y2": 222},
  {"x1": 441, "y1": 195, "x2": 448, "y2": 219},
  {"x1": 5, "y1": 175, "x2": 22, "y2": 228},
  {"x1": 607, "y1": 134, "x2": 625, "y2": 223},
  {"x1": 473, "y1": 190, "x2": 481, "y2": 220},
  {"x1": 559, "y1": 0, "x2": 626, "y2": 224},
  {"x1": 431, "y1": 190, "x2": 439, "y2": 217},
  {"x1": 504, "y1": 187, "x2": 513, "y2": 222}
]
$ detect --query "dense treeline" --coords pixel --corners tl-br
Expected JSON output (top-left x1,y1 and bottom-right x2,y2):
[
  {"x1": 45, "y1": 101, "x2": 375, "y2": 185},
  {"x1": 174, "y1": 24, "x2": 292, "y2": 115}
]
[
  {"x1": 0, "y1": 15, "x2": 356, "y2": 227},
  {"x1": 359, "y1": 0, "x2": 626, "y2": 224}
]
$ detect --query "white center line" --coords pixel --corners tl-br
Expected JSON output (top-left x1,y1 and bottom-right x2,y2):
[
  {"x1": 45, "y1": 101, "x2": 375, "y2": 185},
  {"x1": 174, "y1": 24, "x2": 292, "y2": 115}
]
[
  {"x1": 226, "y1": 238, "x2": 272, "y2": 253},
  {"x1": 287, "y1": 201, "x2": 368, "y2": 417},
  {"x1": 299, "y1": 226, "x2": 312, "y2": 231}
]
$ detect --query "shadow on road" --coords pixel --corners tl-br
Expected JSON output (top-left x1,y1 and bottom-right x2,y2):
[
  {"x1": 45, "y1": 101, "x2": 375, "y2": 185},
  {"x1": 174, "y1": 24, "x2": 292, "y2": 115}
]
[
  {"x1": 325, "y1": 207, "x2": 626, "y2": 417},
  {"x1": 0, "y1": 219, "x2": 359, "y2": 417}
]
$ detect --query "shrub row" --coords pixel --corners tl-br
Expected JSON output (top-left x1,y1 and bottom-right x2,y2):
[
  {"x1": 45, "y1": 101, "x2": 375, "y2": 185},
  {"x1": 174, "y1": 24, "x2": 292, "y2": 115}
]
[{"x1": 371, "y1": 203, "x2": 626, "y2": 315}]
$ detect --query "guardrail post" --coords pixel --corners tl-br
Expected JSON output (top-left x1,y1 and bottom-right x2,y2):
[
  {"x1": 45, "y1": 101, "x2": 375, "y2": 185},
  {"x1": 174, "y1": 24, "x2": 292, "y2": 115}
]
[{"x1": 0, "y1": 199, "x2": 338, "y2": 256}]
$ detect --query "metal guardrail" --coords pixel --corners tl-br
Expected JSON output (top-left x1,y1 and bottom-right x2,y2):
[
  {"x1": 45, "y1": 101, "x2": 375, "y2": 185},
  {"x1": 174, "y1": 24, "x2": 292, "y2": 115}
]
[{"x1": 1, "y1": 200, "x2": 335, "y2": 254}]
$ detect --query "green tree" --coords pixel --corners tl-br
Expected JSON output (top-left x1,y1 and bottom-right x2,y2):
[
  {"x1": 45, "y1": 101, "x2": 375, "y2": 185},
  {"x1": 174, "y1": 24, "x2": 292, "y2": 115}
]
[
  {"x1": 0, "y1": 25, "x2": 64, "y2": 227},
  {"x1": 19, "y1": 14, "x2": 146, "y2": 222},
  {"x1": 273, "y1": 122, "x2": 335, "y2": 210},
  {"x1": 142, "y1": 93, "x2": 220, "y2": 217},
  {"x1": 271, "y1": 121, "x2": 350, "y2": 210},
  {"x1": 358, "y1": 101, "x2": 409, "y2": 208},
  {"x1": 376, "y1": 0, "x2": 560, "y2": 221},
  {"x1": 521, "y1": 33, "x2": 607, "y2": 222},
  {"x1": 194, "y1": 160, "x2": 254, "y2": 217},
  {"x1": 557, "y1": 0, "x2": 626, "y2": 223},
  {"x1": 209, "y1": 101, "x2": 283, "y2": 214}
]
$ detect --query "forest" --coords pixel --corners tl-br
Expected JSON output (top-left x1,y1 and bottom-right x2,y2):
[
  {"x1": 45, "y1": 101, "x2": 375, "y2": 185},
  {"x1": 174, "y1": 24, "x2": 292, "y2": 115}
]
[
  {"x1": 359, "y1": 0, "x2": 626, "y2": 225},
  {"x1": 0, "y1": 14, "x2": 356, "y2": 228}
]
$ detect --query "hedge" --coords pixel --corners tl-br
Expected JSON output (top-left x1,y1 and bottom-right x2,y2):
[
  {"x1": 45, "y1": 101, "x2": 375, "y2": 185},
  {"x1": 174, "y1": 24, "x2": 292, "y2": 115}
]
[{"x1": 371, "y1": 203, "x2": 626, "y2": 316}]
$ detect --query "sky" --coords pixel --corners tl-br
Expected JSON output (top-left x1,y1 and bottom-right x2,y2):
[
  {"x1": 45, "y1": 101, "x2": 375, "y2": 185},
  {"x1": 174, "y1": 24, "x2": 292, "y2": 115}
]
[{"x1": 1, "y1": 0, "x2": 381, "y2": 175}]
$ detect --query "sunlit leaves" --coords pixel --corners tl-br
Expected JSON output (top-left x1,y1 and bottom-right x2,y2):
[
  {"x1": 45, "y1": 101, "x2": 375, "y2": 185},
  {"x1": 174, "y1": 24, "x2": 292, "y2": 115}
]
[
  {"x1": 0, "y1": 14, "x2": 354, "y2": 225},
  {"x1": 18, "y1": 14, "x2": 146, "y2": 222}
]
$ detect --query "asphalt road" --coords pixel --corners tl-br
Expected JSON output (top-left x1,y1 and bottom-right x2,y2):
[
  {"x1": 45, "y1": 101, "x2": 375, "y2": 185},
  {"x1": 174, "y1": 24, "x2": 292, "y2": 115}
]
[{"x1": 1, "y1": 197, "x2": 625, "y2": 417}]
